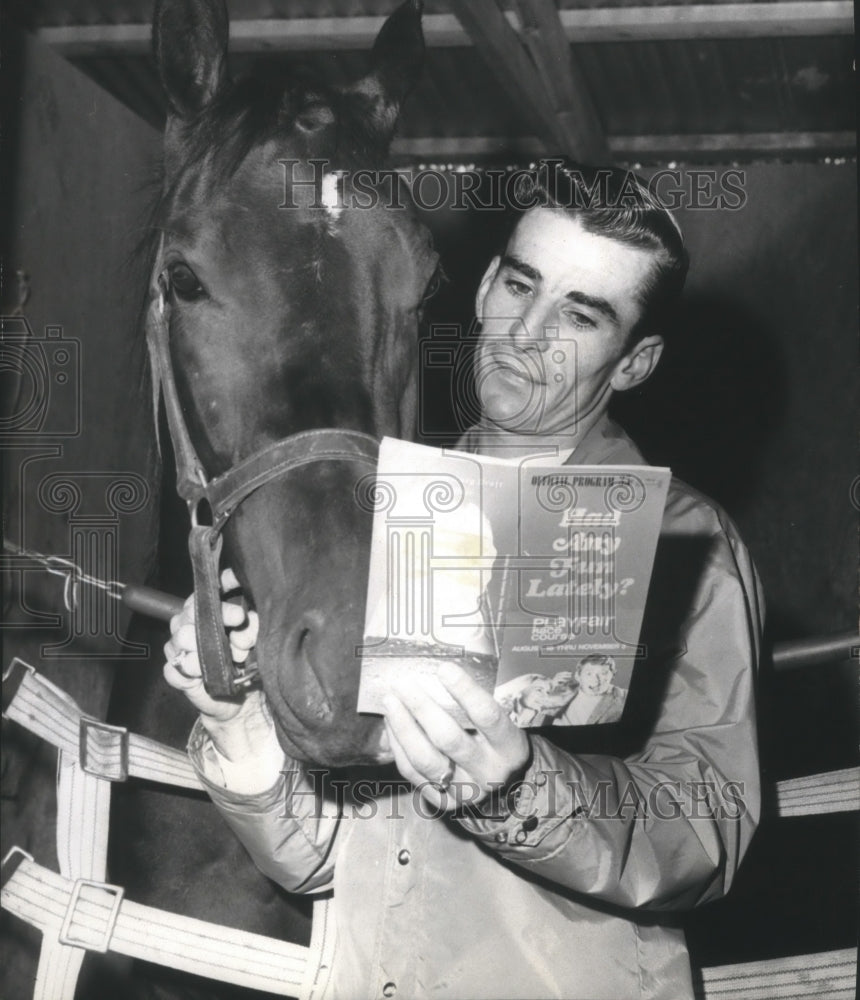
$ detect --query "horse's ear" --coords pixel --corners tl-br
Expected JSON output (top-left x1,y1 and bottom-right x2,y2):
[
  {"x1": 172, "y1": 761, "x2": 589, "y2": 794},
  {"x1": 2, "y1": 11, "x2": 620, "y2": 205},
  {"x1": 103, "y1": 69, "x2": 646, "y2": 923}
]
[
  {"x1": 153, "y1": 0, "x2": 229, "y2": 119},
  {"x1": 344, "y1": 0, "x2": 425, "y2": 144}
]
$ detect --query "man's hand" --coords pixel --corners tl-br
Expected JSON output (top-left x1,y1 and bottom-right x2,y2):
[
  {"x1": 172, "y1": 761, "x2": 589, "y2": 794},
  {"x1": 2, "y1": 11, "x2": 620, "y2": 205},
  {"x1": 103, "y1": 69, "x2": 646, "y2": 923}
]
[
  {"x1": 382, "y1": 660, "x2": 530, "y2": 814},
  {"x1": 163, "y1": 568, "x2": 271, "y2": 760}
]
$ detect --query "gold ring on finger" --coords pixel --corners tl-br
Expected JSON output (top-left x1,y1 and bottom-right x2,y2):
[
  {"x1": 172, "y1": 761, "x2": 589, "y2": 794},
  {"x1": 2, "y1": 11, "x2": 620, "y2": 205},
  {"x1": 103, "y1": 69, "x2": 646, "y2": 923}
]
[{"x1": 431, "y1": 759, "x2": 456, "y2": 793}]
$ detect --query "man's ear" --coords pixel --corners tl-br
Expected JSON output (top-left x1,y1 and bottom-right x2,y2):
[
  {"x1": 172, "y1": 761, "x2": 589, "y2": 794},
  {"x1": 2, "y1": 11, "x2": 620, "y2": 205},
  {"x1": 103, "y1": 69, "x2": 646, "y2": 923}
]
[
  {"x1": 475, "y1": 256, "x2": 501, "y2": 319},
  {"x1": 610, "y1": 334, "x2": 664, "y2": 392}
]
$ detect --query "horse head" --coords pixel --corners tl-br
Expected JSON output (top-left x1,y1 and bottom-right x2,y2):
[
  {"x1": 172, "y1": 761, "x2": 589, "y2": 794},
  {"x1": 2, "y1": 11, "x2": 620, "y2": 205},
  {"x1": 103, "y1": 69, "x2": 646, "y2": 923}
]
[{"x1": 151, "y1": 0, "x2": 438, "y2": 766}]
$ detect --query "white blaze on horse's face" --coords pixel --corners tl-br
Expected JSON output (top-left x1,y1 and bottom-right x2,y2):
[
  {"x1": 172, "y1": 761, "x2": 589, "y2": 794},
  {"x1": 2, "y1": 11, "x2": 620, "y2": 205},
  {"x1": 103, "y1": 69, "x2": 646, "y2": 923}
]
[
  {"x1": 153, "y1": 0, "x2": 437, "y2": 766},
  {"x1": 321, "y1": 171, "x2": 345, "y2": 222}
]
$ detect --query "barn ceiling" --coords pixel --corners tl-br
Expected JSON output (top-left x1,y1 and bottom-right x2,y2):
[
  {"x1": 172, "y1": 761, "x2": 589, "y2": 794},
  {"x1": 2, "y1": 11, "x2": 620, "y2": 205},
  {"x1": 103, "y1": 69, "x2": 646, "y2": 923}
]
[{"x1": 9, "y1": 0, "x2": 856, "y2": 163}]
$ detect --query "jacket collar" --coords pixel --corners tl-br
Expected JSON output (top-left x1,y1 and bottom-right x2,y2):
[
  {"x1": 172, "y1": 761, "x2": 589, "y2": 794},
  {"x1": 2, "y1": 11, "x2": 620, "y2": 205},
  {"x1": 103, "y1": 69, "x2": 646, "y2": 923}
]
[{"x1": 563, "y1": 415, "x2": 646, "y2": 467}]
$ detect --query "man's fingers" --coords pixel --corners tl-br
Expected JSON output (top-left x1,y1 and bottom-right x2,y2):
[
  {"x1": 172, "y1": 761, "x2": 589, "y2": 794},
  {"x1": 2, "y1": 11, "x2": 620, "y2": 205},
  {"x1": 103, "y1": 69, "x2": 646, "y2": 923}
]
[
  {"x1": 388, "y1": 674, "x2": 472, "y2": 765},
  {"x1": 383, "y1": 716, "x2": 423, "y2": 787},
  {"x1": 167, "y1": 646, "x2": 202, "y2": 679},
  {"x1": 169, "y1": 597, "x2": 195, "y2": 637},
  {"x1": 163, "y1": 649, "x2": 202, "y2": 688},
  {"x1": 382, "y1": 692, "x2": 456, "y2": 786},
  {"x1": 383, "y1": 717, "x2": 449, "y2": 813},
  {"x1": 220, "y1": 601, "x2": 246, "y2": 628},
  {"x1": 227, "y1": 608, "x2": 258, "y2": 662},
  {"x1": 162, "y1": 582, "x2": 249, "y2": 725},
  {"x1": 436, "y1": 661, "x2": 512, "y2": 749},
  {"x1": 220, "y1": 567, "x2": 240, "y2": 592},
  {"x1": 172, "y1": 623, "x2": 197, "y2": 659},
  {"x1": 229, "y1": 610, "x2": 259, "y2": 650}
]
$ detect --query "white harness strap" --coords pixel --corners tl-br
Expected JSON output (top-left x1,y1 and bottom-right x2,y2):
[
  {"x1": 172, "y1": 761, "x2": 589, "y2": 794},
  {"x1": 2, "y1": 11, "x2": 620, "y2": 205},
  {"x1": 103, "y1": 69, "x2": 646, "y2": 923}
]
[
  {"x1": 303, "y1": 889, "x2": 336, "y2": 1000},
  {"x1": 2, "y1": 659, "x2": 334, "y2": 1000},
  {"x1": 3, "y1": 659, "x2": 202, "y2": 790},
  {"x1": 32, "y1": 754, "x2": 112, "y2": 1000},
  {"x1": 2, "y1": 853, "x2": 312, "y2": 995},
  {"x1": 773, "y1": 767, "x2": 860, "y2": 817}
]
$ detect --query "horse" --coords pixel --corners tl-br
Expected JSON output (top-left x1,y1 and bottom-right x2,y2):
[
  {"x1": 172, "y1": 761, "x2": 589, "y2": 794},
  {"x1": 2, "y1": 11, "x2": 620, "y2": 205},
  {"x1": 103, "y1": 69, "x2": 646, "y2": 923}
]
[{"x1": 103, "y1": 1, "x2": 439, "y2": 996}]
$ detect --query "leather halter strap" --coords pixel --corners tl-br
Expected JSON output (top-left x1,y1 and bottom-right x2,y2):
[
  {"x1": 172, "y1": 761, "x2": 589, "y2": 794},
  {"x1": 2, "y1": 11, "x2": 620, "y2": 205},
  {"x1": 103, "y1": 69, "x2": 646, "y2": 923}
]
[{"x1": 145, "y1": 269, "x2": 378, "y2": 697}]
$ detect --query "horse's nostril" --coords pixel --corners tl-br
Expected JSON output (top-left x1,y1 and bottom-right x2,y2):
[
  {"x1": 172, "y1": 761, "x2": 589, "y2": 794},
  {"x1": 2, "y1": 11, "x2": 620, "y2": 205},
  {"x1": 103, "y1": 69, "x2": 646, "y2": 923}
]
[
  {"x1": 293, "y1": 612, "x2": 323, "y2": 651},
  {"x1": 286, "y1": 612, "x2": 333, "y2": 720}
]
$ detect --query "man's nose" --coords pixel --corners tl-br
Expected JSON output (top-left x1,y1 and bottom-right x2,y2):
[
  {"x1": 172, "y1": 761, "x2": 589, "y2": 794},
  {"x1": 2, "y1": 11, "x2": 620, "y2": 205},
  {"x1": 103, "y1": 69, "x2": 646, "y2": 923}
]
[{"x1": 508, "y1": 304, "x2": 553, "y2": 351}]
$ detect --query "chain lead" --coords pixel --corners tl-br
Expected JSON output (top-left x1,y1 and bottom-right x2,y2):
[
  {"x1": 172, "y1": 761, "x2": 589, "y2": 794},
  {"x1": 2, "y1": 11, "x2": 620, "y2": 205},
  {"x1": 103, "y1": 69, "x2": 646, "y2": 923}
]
[{"x1": 2, "y1": 540, "x2": 126, "y2": 613}]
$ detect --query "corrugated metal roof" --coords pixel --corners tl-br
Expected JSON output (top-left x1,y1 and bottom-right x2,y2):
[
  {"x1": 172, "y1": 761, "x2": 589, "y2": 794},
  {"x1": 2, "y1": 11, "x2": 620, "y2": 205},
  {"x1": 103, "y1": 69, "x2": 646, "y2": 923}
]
[
  {"x1": 65, "y1": 36, "x2": 855, "y2": 142},
  {"x1": 9, "y1": 0, "x2": 856, "y2": 162}
]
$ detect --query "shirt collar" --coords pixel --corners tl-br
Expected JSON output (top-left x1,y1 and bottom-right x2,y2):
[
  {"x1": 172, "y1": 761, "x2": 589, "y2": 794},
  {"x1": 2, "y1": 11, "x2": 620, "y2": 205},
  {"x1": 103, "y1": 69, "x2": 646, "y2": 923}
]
[{"x1": 457, "y1": 415, "x2": 646, "y2": 467}]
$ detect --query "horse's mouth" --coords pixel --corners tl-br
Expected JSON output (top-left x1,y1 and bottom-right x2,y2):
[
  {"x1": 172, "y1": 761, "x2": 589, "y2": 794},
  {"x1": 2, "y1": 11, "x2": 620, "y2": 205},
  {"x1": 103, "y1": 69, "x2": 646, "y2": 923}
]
[
  {"x1": 255, "y1": 619, "x2": 394, "y2": 767},
  {"x1": 268, "y1": 709, "x2": 393, "y2": 768}
]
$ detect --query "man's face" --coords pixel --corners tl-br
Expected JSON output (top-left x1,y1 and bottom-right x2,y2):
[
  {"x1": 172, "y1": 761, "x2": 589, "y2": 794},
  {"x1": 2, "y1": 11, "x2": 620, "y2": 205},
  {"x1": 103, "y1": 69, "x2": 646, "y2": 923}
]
[
  {"x1": 474, "y1": 207, "x2": 659, "y2": 439},
  {"x1": 577, "y1": 661, "x2": 615, "y2": 695}
]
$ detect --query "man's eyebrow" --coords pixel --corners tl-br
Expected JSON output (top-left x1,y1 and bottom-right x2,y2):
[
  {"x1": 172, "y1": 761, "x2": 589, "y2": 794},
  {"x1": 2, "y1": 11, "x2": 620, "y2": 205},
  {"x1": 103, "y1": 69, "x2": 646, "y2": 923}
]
[
  {"x1": 500, "y1": 254, "x2": 541, "y2": 283},
  {"x1": 564, "y1": 290, "x2": 619, "y2": 326}
]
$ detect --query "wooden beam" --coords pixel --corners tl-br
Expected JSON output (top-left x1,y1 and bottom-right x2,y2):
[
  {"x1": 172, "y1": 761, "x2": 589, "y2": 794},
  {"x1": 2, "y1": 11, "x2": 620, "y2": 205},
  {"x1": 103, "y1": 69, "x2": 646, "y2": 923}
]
[
  {"x1": 568, "y1": 1, "x2": 855, "y2": 40},
  {"x1": 389, "y1": 132, "x2": 857, "y2": 160},
  {"x1": 447, "y1": 0, "x2": 574, "y2": 158},
  {"x1": 614, "y1": 131, "x2": 858, "y2": 156},
  {"x1": 36, "y1": 3, "x2": 854, "y2": 56},
  {"x1": 514, "y1": 0, "x2": 609, "y2": 161},
  {"x1": 449, "y1": 0, "x2": 605, "y2": 164}
]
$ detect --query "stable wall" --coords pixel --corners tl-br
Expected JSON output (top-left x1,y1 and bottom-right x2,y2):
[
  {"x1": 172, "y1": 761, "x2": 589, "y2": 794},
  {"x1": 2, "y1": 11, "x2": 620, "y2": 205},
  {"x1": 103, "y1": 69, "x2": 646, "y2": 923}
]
[{"x1": 1, "y1": 32, "x2": 161, "y2": 1000}]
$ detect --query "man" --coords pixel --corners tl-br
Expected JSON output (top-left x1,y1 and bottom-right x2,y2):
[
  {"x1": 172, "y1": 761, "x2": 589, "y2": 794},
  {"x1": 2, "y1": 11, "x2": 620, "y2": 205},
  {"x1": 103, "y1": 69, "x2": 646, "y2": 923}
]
[
  {"x1": 165, "y1": 163, "x2": 762, "y2": 999},
  {"x1": 552, "y1": 655, "x2": 627, "y2": 726}
]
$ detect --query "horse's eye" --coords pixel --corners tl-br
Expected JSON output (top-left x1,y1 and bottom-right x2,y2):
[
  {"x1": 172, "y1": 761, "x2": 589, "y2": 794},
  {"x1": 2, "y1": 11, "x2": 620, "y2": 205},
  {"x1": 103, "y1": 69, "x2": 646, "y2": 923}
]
[{"x1": 167, "y1": 262, "x2": 205, "y2": 301}]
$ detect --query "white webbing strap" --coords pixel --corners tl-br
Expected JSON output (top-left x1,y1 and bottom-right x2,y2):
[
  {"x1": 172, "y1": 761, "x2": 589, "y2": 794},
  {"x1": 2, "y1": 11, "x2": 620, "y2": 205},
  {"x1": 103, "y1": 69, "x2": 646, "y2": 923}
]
[
  {"x1": 2, "y1": 658, "x2": 333, "y2": 999},
  {"x1": 2, "y1": 851, "x2": 312, "y2": 996},
  {"x1": 2, "y1": 658, "x2": 201, "y2": 790},
  {"x1": 697, "y1": 947, "x2": 857, "y2": 999},
  {"x1": 305, "y1": 893, "x2": 336, "y2": 1000},
  {"x1": 56, "y1": 755, "x2": 110, "y2": 881},
  {"x1": 773, "y1": 767, "x2": 860, "y2": 817},
  {"x1": 32, "y1": 753, "x2": 113, "y2": 1000}
]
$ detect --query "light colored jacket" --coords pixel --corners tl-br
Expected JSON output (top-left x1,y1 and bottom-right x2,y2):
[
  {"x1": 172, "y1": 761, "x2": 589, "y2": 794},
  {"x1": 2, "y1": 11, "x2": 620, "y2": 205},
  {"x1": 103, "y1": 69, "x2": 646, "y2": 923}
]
[{"x1": 189, "y1": 417, "x2": 763, "y2": 1000}]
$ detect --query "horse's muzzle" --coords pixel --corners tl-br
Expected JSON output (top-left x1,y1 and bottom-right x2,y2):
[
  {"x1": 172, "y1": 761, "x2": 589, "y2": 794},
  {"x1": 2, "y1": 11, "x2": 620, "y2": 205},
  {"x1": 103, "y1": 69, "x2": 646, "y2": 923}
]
[{"x1": 256, "y1": 613, "x2": 390, "y2": 767}]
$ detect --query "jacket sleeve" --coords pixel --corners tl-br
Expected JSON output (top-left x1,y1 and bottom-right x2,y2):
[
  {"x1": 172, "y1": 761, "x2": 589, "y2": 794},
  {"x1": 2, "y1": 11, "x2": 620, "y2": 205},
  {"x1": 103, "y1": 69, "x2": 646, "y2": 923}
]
[
  {"x1": 457, "y1": 497, "x2": 764, "y2": 912},
  {"x1": 187, "y1": 718, "x2": 342, "y2": 894}
]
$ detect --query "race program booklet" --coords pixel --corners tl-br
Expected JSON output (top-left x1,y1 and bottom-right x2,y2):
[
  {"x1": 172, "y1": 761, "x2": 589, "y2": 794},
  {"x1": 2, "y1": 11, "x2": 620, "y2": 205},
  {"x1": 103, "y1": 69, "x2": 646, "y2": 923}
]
[{"x1": 357, "y1": 437, "x2": 670, "y2": 727}]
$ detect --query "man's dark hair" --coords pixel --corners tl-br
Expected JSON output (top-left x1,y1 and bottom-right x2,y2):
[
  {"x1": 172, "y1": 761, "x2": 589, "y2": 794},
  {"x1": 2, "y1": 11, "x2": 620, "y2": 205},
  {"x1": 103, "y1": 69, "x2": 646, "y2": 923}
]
[
  {"x1": 577, "y1": 654, "x2": 616, "y2": 673},
  {"x1": 511, "y1": 161, "x2": 689, "y2": 350}
]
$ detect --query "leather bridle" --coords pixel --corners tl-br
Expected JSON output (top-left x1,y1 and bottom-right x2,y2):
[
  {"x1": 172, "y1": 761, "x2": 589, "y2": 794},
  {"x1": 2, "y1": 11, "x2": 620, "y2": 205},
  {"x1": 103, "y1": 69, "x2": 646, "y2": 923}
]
[{"x1": 145, "y1": 265, "x2": 378, "y2": 698}]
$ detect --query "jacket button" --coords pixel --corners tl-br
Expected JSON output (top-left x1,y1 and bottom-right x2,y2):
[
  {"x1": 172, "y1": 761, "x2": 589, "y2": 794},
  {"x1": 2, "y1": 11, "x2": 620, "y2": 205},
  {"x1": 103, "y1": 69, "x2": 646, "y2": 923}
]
[
  {"x1": 522, "y1": 814, "x2": 539, "y2": 833},
  {"x1": 494, "y1": 830, "x2": 507, "y2": 844},
  {"x1": 382, "y1": 982, "x2": 397, "y2": 997},
  {"x1": 535, "y1": 772, "x2": 548, "y2": 787},
  {"x1": 514, "y1": 829, "x2": 527, "y2": 844},
  {"x1": 397, "y1": 849, "x2": 410, "y2": 865}
]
